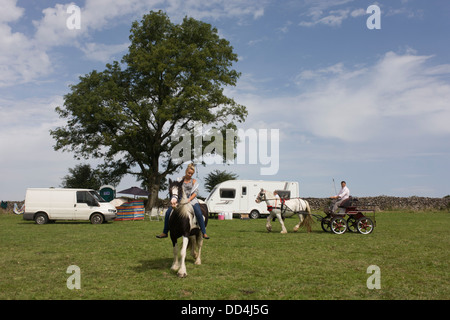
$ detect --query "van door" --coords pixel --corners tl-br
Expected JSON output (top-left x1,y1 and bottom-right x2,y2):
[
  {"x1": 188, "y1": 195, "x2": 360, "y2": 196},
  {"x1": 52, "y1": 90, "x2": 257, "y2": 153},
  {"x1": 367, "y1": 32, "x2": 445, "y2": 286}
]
[
  {"x1": 49, "y1": 191, "x2": 75, "y2": 220},
  {"x1": 75, "y1": 191, "x2": 97, "y2": 220}
]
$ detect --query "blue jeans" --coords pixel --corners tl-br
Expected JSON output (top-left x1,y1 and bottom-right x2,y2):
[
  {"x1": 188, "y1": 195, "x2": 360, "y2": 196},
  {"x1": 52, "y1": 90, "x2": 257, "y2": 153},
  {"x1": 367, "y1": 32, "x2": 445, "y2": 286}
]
[{"x1": 162, "y1": 203, "x2": 207, "y2": 235}]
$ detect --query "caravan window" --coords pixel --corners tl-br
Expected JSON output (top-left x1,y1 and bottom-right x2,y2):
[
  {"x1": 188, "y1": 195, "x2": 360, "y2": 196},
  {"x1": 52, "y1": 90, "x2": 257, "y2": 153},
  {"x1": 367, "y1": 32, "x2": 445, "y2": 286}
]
[
  {"x1": 220, "y1": 188, "x2": 236, "y2": 199},
  {"x1": 242, "y1": 186, "x2": 247, "y2": 195},
  {"x1": 275, "y1": 190, "x2": 291, "y2": 199}
]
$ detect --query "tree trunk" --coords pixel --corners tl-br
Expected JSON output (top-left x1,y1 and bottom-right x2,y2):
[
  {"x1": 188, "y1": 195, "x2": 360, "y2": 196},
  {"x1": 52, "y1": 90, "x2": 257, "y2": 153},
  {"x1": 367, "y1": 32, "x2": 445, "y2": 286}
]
[{"x1": 146, "y1": 175, "x2": 161, "y2": 210}]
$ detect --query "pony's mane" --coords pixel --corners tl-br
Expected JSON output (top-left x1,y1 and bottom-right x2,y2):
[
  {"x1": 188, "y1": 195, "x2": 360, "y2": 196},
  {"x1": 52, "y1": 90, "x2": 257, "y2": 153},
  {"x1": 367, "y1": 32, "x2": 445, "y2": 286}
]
[
  {"x1": 264, "y1": 189, "x2": 275, "y2": 198},
  {"x1": 169, "y1": 179, "x2": 190, "y2": 216}
]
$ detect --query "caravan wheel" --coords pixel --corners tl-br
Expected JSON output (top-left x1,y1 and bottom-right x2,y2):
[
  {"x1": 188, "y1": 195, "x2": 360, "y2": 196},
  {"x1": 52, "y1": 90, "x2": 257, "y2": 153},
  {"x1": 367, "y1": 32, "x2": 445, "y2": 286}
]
[{"x1": 249, "y1": 210, "x2": 260, "y2": 219}]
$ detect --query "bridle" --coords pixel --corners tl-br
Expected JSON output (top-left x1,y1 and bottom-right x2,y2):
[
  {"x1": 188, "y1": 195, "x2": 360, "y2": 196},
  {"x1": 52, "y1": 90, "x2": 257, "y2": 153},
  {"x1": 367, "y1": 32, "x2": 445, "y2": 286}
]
[
  {"x1": 255, "y1": 190, "x2": 266, "y2": 203},
  {"x1": 169, "y1": 182, "x2": 181, "y2": 202}
]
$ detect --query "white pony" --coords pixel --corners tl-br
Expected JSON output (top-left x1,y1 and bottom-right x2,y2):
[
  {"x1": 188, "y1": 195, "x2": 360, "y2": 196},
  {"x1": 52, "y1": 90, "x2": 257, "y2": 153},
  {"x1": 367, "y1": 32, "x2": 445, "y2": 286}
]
[{"x1": 255, "y1": 189, "x2": 313, "y2": 234}]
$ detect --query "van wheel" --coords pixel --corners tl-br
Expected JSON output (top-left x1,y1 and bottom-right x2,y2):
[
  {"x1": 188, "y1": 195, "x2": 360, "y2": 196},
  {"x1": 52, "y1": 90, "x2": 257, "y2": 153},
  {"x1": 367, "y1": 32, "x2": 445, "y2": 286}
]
[
  {"x1": 90, "y1": 213, "x2": 104, "y2": 224},
  {"x1": 249, "y1": 210, "x2": 260, "y2": 219},
  {"x1": 35, "y1": 213, "x2": 48, "y2": 225}
]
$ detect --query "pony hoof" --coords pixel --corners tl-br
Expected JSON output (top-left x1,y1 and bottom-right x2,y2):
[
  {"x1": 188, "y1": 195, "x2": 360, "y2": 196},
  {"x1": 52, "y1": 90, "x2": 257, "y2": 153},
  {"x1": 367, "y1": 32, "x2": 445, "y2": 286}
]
[
  {"x1": 178, "y1": 272, "x2": 187, "y2": 278},
  {"x1": 281, "y1": 230, "x2": 288, "y2": 234}
]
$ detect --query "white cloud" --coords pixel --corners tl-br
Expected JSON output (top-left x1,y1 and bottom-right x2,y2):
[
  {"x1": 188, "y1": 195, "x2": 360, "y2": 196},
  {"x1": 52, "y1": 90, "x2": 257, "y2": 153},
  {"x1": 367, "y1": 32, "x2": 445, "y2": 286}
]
[
  {"x1": 0, "y1": 1, "x2": 52, "y2": 87},
  {"x1": 0, "y1": 95, "x2": 80, "y2": 199},
  {"x1": 296, "y1": 52, "x2": 450, "y2": 141},
  {"x1": 298, "y1": 0, "x2": 422, "y2": 27},
  {"x1": 235, "y1": 51, "x2": 450, "y2": 143},
  {"x1": 0, "y1": 0, "x2": 269, "y2": 87},
  {"x1": 32, "y1": 3, "x2": 84, "y2": 48},
  {"x1": 0, "y1": 0, "x2": 24, "y2": 23},
  {"x1": 80, "y1": 42, "x2": 130, "y2": 63},
  {"x1": 299, "y1": 0, "x2": 356, "y2": 27},
  {"x1": 162, "y1": 0, "x2": 266, "y2": 21},
  {"x1": 350, "y1": 8, "x2": 366, "y2": 17}
]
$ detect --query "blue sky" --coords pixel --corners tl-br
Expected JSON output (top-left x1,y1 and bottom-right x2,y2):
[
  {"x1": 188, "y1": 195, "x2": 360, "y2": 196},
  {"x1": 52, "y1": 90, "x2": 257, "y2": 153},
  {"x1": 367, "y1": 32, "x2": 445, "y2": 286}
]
[{"x1": 1, "y1": 0, "x2": 449, "y2": 200}]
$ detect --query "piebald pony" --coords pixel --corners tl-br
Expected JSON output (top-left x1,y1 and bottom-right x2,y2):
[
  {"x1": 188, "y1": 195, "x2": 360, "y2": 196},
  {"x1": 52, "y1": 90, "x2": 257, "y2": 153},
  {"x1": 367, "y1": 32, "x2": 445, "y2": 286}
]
[{"x1": 168, "y1": 179, "x2": 208, "y2": 278}]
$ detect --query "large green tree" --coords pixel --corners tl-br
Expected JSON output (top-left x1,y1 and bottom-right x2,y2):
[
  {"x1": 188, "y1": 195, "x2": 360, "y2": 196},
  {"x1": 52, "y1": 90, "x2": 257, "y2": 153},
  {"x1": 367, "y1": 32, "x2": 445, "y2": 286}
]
[{"x1": 51, "y1": 11, "x2": 247, "y2": 208}]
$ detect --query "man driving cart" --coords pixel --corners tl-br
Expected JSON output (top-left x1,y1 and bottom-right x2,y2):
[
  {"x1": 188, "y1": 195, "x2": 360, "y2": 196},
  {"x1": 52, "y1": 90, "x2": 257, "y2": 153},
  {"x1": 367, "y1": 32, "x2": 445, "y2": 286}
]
[{"x1": 329, "y1": 181, "x2": 350, "y2": 214}]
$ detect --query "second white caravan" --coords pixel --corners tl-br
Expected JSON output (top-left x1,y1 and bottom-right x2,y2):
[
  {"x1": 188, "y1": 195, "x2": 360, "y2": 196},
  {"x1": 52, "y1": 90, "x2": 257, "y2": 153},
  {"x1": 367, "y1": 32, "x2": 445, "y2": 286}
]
[{"x1": 205, "y1": 180, "x2": 299, "y2": 219}]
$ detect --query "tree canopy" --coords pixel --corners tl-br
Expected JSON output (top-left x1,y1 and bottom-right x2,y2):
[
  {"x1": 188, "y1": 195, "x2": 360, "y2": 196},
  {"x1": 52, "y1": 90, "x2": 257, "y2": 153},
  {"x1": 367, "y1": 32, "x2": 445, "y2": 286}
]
[
  {"x1": 51, "y1": 11, "x2": 247, "y2": 207},
  {"x1": 204, "y1": 170, "x2": 238, "y2": 193}
]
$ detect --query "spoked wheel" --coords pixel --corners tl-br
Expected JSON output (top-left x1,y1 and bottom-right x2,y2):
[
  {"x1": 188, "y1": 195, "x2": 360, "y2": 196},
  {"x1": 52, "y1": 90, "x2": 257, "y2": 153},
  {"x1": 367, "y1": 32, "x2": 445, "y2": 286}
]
[
  {"x1": 321, "y1": 215, "x2": 331, "y2": 232},
  {"x1": 357, "y1": 217, "x2": 374, "y2": 234},
  {"x1": 347, "y1": 216, "x2": 358, "y2": 233},
  {"x1": 330, "y1": 216, "x2": 347, "y2": 234}
]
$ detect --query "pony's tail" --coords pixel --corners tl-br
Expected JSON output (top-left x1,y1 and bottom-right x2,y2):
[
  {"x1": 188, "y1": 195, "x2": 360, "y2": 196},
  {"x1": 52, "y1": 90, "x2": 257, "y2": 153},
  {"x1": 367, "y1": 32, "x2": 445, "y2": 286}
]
[{"x1": 300, "y1": 201, "x2": 314, "y2": 233}]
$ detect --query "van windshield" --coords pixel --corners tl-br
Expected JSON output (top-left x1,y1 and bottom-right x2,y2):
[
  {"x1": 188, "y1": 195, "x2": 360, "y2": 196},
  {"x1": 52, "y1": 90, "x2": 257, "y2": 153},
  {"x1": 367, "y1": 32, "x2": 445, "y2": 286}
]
[{"x1": 90, "y1": 191, "x2": 107, "y2": 203}]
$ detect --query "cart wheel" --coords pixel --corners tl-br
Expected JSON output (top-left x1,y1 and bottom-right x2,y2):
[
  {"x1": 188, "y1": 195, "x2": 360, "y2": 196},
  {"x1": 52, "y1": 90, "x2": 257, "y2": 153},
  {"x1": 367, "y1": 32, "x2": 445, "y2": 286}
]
[
  {"x1": 357, "y1": 217, "x2": 374, "y2": 234},
  {"x1": 321, "y1": 216, "x2": 331, "y2": 232},
  {"x1": 330, "y1": 216, "x2": 347, "y2": 234},
  {"x1": 347, "y1": 216, "x2": 358, "y2": 233}
]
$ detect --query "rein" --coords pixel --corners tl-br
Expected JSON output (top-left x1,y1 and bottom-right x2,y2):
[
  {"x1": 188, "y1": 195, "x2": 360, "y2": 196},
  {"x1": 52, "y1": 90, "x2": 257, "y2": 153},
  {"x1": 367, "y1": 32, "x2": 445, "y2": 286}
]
[
  {"x1": 170, "y1": 185, "x2": 192, "y2": 209},
  {"x1": 258, "y1": 193, "x2": 307, "y2": 214}
]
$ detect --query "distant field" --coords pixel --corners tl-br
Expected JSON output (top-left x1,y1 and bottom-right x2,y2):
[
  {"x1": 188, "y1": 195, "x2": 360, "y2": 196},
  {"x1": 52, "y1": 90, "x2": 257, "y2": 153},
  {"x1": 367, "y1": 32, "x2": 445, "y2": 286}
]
[{"x1": 0, "y1": 211, "x2": 448, "y2": 300}]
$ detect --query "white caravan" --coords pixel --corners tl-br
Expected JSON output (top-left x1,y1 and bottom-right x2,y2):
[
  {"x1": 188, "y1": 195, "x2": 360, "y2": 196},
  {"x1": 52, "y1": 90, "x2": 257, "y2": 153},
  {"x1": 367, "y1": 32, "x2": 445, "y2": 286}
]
[
  {"x1": 23, "y1": 188, "x2": 117, "y2": 224},
  {"x1": 205, "y1": 180, "x2": 300, "y2": 219}
]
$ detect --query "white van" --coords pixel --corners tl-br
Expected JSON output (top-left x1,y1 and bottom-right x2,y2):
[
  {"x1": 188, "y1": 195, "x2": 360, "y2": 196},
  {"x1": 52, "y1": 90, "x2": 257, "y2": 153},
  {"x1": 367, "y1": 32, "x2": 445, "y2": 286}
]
[
  {"x1": 23, "y1": 188, "x2": 117, "y2": 224},
  {"x1": 205, "y1": 180, "x2": 300, "y2": 219}
]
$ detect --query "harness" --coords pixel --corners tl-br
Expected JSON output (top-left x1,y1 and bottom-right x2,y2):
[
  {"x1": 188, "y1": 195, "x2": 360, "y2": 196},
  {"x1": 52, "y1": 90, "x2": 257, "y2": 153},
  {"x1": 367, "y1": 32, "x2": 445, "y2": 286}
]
[{"x1": 267, "y1": 197, "x2": 287, "y2": 214}]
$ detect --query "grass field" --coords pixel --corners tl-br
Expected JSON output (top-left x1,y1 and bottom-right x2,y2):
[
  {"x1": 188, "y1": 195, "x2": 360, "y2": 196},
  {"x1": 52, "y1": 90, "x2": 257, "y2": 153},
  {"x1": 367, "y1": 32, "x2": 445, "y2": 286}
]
[{"x1": 0, "y1": 210, "x2": 448, "y2": 300}]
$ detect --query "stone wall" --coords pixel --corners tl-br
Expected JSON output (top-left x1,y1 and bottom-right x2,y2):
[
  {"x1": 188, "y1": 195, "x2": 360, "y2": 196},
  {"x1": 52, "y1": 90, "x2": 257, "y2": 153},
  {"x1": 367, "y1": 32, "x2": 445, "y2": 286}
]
[
  {"x1": 1, "y1": 197, "x2": 449, "y2": 214},
  {"x1": 304, "y1": 196, "x2": 450, "y2": 212}
]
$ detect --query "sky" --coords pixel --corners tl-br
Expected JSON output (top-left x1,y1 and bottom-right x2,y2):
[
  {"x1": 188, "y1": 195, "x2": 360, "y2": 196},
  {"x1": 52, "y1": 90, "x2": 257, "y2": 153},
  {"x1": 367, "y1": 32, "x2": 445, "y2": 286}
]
[{"x1": 1, "y1": 0, "x2": 449, "y2": 200}]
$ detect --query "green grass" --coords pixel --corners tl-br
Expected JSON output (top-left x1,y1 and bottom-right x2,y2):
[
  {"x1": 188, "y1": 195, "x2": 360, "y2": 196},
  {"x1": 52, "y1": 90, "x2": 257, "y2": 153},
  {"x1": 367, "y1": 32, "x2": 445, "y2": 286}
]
[{"x1": 0, "y1": 211, "x2": 448, "y2": 300}]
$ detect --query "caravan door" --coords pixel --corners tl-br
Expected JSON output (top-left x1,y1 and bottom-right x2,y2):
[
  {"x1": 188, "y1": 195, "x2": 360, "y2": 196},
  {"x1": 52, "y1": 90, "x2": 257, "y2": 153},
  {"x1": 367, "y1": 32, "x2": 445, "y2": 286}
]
[{"x1": 238, "y1": 184, "x2": 249, "y2": 213}]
